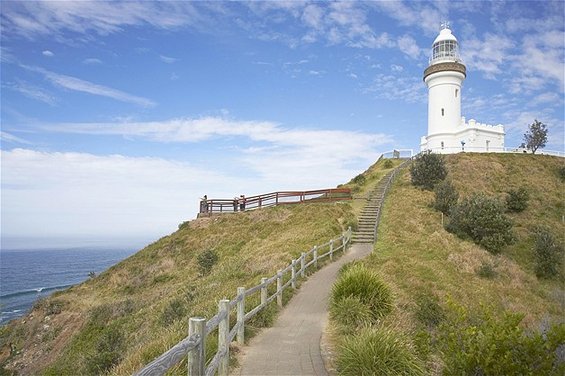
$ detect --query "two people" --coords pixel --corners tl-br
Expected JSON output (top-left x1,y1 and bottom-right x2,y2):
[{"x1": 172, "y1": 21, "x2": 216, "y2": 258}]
[{"x1": 233, "y1": 195, "x2": 246, "y2": 212}]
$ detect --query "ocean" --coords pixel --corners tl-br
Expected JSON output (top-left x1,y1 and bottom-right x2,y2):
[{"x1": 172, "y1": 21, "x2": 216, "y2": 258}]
[{"x1": 0, "y1": 247, "x2": 137, "y2": 325}]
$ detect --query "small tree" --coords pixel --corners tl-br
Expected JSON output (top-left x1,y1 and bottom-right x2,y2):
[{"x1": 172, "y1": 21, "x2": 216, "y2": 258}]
[
  {"x1": 446, "y1": 193, "x2": 514, "y2": 254},
  {"x1": 433, "y1": 180, "x2": 459, "y2": 215},
  {"x1": 410, "y1": 151, "x2": 447, "y2": 190},
  {"x1": 533, "y1": 227, "x2": 564, "y2": 279},
  {"x1": 523, "y1": 119, "x2": 548, "y2": 154},
  {"x1": 505, "y1": 187, "x2": 530, "y2": 212}
]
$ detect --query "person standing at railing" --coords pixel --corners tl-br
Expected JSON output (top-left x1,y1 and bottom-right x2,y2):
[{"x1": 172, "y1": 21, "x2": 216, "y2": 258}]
[
  {"x1": 200, "y1": 195, "x2": 208, "y2": 213},
  {"x1": 239, "y1": 195, "x2": 246, "y2": 211},
  {"x1": 233, "y1": 197, "x2": 239, "y2": 212}
]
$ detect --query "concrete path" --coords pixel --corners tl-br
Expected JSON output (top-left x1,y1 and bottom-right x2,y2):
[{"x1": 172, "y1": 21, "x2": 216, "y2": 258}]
[{"x1": 234, "y1": 243, "x2": 373, "y2": 376}]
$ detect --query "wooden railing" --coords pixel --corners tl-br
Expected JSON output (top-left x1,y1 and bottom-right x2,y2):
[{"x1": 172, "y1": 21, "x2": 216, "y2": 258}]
[
  {"x1": 199, "y1": 188, "x2": 352, "y2": 216},
  {"x1": 135, "y1": 228, "x2": 353, "y2": 376}
]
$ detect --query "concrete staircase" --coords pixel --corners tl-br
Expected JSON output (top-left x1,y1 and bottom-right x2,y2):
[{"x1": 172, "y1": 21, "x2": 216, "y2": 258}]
[{"x1": 351, "y1": 170, "x2": 395, "y2": 244}]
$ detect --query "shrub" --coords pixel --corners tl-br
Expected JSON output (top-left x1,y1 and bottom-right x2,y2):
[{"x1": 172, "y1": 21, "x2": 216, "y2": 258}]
[
  {"x1": 383, "y1": 159, "x2": 394, "y2": 168},
  {"x1": 410, "y1": 151, "x2": 447, "y2": 190},
  {"x1": 559, "y1": 165, "x2": 565, "y2": 182},
  {"x1": 414, "y1": 294, "x2": 445, "y2": 328},
  {"x1": 506, "y1": 187, "x2": 530, "y2": 212},
  {"x1": 331, "y1": 265, "x2": 393, "y2": 321},
  {"x1": 446, "y1": 193, "x2": 514, "y2": 254},
  {"x1": 86, "y1": 328, "x2": 124, "y2": 375},
  {"x1": 351, "y1": 173, "x2": 366, "y2": 185},
  {"x1": 476, "y1": 261, "x2": 497, "y2": 279},
  {"x1": 197, "y1": 249, "x2": 218, "y2": 276},
  {"x1": 533, "y1": 227, "x2": 564, "y2": 279},
  {"x1": 330, "y1": 296, "x2": 374, "y2": 334},
  {"x1": 337, "y1": 327, "x2": 425, "y2": 376},
  {"x1": 433, "y1": 180, "x2": 459, "y2": 215},
  {"x1": 439, "y1": 303, "x2": 565, "y2": 375},
  {"x1": 160, "y1": 298, "x2": 187, "y2": 326}
]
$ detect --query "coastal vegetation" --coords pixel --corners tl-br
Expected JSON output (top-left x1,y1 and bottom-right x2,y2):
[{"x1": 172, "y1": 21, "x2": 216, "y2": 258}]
[
  {"x1": 329, "y1": 153, "x2": 564, "y2": 374},
  {"x1": 1, "y1": 153, "x2": 563, "y2": 375}
]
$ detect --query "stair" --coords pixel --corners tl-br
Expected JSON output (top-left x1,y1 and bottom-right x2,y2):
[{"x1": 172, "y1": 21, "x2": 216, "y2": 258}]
[{"x1": 351, "y1": 170, "x2": 395, "y2": 244}]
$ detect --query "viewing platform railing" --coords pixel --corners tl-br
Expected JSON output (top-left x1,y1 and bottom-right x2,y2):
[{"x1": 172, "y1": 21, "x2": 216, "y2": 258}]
[{"x1": 198, "y1": 188, "x2": 352, "y2": 216}]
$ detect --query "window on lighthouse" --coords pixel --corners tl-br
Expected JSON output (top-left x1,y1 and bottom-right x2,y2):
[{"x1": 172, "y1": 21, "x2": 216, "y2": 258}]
[
  {"x1": 441, "y1": 108, "x2": 445, "y2": 116},
  {"x1": 455, "y1": 89, "x2": 458, "y2": 97}
]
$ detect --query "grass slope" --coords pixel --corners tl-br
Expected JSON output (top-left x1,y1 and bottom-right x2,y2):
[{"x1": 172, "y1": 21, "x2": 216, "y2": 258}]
[
  {"x1": 346, "y1": 153, "x2": 564, "y2": 373},
  {"x1": 1, "y1": 203, "x2": 355, "y2": 375}
]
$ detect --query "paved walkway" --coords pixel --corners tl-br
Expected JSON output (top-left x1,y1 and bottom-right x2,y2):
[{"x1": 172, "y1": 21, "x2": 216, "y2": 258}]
[{"x1": 234, "y1": 243, "x2": 373, "y2": 376}]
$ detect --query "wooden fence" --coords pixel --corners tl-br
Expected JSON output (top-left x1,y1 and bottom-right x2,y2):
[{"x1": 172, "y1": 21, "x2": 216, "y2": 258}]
[
  {"x1": 135, "y1": 227, "x2": 353, "y2": 376},
  {"x1": 199, "y1": 188, "x2": 352, "y2": 216}
]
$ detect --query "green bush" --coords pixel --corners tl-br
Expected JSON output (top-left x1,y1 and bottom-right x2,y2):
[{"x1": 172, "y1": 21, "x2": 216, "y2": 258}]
[
  {"x1": 476, "y1": 261, "x2": 497, "y2": 279},
  {"x1": 558, "y1": 165, "x2": 565, "y2": 182},
  {"x1": 331, "y1": 265, "x2": 392, "y2": 321},
  {"x1": 506, "y1": 187, "x2": 530, "y2": 212},
  {"x1": 160, "y1": 298, "x2": 187, "y2": 326},
  {"x1": 383, "y1": 159, "x2": 394, "y2": 168},
  {"x1": 330, "y1": 296, "x2": 374, "y2": 334},
  {"x1": 439, "y1": 303, "x2": 565, "y2": 375},
  {"x1": 351, "y1": 173, "x2": 366, "y2": 185},
  {"x1": 197, "y1": 249, "x2": 218, "y2": 276},
  {"x1": 533, "y1": 227, "x2": 564, "y2": 279},
  {"x1": 433, "y1": 180, "x2": 459, "y2": 215},
  {"x1": 446, "y1": 193, "x2": 514, "y2": 254},
  {"x1": 337, "y1": 327, "x2": 425, "y2": 376},
  {"x1": 414, "y1": 294, "x2": 445, "y2": 328},
  {"x1": 85, "y1": 327, "x2": 124, "y2": 375},
  {"x1": 410, "y1": 151, "x2": 447, "y2": 190}
]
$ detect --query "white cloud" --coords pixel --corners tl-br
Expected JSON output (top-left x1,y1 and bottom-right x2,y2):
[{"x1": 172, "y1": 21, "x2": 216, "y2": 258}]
[
  {"x1": 397, "y1": 35, "x2": 422, "y2": 59},
  {"x1": 159, "y1": 55, "x2": 179, "y2": 64},
  {"x1": 1, "y1": 1, "x2": 203, "y2": 40},
  {"x1": 4, "y1": 80, "x2": 58, "y2": 105},
  {"x1": 462, "y1": 33, "x2": 515, "y2": 79},
  {"x1": 0, "y1": 148, "x2": 235, "y2": 240},
  {"x1": 371, "y1": 0, "x2": 441, "y2": 35},
  {"x1": 2, "y1": 117, "x2": 394, "y2": 241},
  {"x1": 390, "y1": 64, "x2": 404, "y2": 72},
  {"x1": 42, "y1": 50, "x2": 54, "y2": 57},
  {"x1": 0, "y1": 131, "x2": 32, "y2": 145},
  {"x1": 82, "y1": 58, "x2": 103, "y2": 65},
  {"x1": 22, "y1": 65, "x2": 156, "y2": 107},
  {"x1": 364, "y1": 74, "x2": 426, "y2": 103}
]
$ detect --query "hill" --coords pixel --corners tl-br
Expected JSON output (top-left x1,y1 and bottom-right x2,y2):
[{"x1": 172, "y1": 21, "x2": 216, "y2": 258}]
[
  {"x1": 0, "y1": 200, "x2": 356, "y2": 375},
  {"x1": 329, "y1": 153, "x2": 564, "y2": 374}
]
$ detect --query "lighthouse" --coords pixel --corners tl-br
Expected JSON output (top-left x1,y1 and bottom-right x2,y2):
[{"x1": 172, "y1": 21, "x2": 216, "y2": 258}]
[{"x1": 420, "y1": 23, "x2": 505, "y2": 154}]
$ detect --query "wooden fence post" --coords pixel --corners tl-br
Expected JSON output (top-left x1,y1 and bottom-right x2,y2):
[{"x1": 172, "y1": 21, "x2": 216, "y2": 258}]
[
  {"x1": 218, "y1": 299, "x2": 230, "y2": 376},
  {"x1": 291, "y1": 259, "x2": 296, "y2": 289},
  {"x1": 329, "y1": 240, "x2": 334, "y2": 261},
  {"x1": 276, "y1": 270, "x2": 283, "y2": 307},
  {"x1": 187, "y1": 317, "x2": 206, "y2": 376},
  {"x1": 300, "y1": 252, "x2": 306, "y2": 277},
  {"x1": 313, "y1": 246, "x2": 318, "y2": 269},
  {"x1": 342, "y1": 235, "x2": 346, "y2": 253},
  {"x1": 236, "y1": 287, "x2": 245, "y2": 345},
  {"x1": 260, "y1": 278, "x2": 268, "y2": 306}
]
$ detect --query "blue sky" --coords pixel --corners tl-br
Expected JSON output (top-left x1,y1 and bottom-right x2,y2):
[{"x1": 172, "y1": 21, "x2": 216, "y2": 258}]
[{"x1": 1, "y1": 1, "x2": 563, "y2": 247}]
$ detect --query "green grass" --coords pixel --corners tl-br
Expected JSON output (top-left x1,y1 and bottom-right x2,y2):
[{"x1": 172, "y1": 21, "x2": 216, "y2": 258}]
[
  {"x1": 0, "y1": 202, "x2": 354, "y2": 375},
  {"x1": 343, "y1": 153, "x2": 564, "y2": 373}
]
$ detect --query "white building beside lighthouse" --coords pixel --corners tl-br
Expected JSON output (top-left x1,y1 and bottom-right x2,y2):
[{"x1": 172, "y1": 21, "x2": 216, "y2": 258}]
[{"x1": 420, "y1": 23, "x2": 505, "y2": 154}]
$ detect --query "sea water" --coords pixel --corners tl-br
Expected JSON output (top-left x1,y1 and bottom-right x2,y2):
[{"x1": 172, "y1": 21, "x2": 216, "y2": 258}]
[{"x1": 0, "y1": 247, "x2": 137, "y2": 325}]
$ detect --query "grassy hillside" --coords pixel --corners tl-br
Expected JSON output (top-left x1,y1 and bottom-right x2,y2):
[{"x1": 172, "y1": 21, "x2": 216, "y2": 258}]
[
  {"x1": 1, "y1": 202, "x2": 355, "y2": 375},
  {"x1": 331, "y1": 153, "x2": 564, "y2": 374}
]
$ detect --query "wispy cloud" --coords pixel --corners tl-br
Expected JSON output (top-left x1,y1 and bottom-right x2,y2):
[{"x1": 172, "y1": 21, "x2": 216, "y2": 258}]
[
  {"x1": 3, "y1": 80, "x2": 58, "y2": 106},
  {"x1": 21, "y1": 65, "x2": 156, "y2": 107},
  {"x1": 159, "y1": 55, "x2": 179, "y2": 64},
  {"x1": 82, "y1": 58, "x2": 102, "y2": 65},
  {"x1": 0, "y1": 131, "x2": 32, "y2": 145},
  {"x1": 42, "y1": 50, "x2": 54, "y2": 57},
  {"x1": 1, "y1": 1, "x2": 204, "y2": 40}
]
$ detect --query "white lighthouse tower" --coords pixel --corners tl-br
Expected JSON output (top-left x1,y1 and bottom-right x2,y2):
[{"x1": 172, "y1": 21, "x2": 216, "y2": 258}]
[{"x1": 420, "y1": 23, "x2": 505, "y2": 154}]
